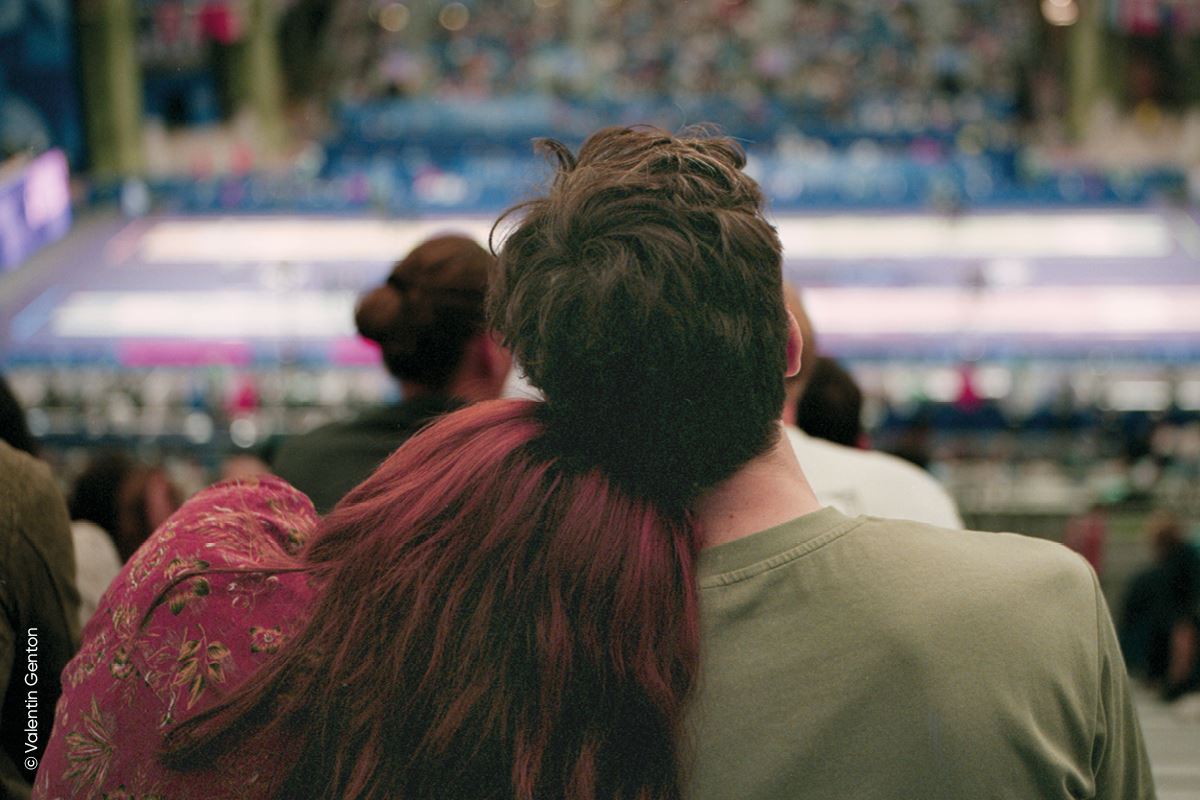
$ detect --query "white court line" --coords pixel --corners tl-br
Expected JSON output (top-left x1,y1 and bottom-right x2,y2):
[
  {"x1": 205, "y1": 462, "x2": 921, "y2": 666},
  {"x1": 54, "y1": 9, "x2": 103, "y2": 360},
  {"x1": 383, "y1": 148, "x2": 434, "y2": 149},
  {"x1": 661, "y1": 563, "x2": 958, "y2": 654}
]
[
  {"x1": 130, "y1": 212, "x2": 1175, "y2": 265},
  {"x1": 47, "y1": 285, "x2": 1200, "y2": 341},
  {"x1": 52, "y1": 290, "x2": 357, "y2": 338}
]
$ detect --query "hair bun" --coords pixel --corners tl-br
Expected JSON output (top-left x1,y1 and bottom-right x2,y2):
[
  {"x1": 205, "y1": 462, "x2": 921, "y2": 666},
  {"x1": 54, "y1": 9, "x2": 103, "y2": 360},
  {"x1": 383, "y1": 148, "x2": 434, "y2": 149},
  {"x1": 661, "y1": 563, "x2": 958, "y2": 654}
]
[
  {"x1": 354, "y1": 284, "x2": 406, "y2": 346},
  {"x1": 354, "y1": 234, "x2": 495, "y2": 388}
]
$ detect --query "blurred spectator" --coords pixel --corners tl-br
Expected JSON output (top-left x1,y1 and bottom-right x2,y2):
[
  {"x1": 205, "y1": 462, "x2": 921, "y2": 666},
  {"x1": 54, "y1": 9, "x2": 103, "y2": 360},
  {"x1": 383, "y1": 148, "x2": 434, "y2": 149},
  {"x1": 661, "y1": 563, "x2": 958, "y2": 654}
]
[
  {"x1": 0, "y1": 374, "x2": 79, "y2": 800},
  {"x1": 1064, "y1": 503, "x2": 1109, "y2": 576},
  {"x1": 782, "y1": 286, "x2": 962, "y2": 527},
  {"x1": 272, "y1": 234, "x2": 509, "y2": 513},
  {"x1": 890, "y1": 416, "x2": 935, "y2": 470},
  {"x1": 796, "y1": 355, "x2": 864, "y2": 448},
  {"x1": 68, "y1": 452, "x2": 182, "y2": 625},
  {"x1": 69, "y1": 452, "x2": 182, "y2": 563},
  {"x1": 0, "y1": 375, "x2": 37, "y2": 457},
  {"x1": 1120, "y1": 511, "x2": 1200, "y2": 700}
]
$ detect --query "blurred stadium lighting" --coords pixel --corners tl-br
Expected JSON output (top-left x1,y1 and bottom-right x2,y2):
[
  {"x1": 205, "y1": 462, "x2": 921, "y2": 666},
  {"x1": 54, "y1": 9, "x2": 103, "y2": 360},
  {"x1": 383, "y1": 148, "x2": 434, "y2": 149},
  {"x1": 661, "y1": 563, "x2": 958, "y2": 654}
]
[
  {"x1": 1105, "y1": 380, "x2": 1172, "y2": 412},
  {"x1": 379, "y1": 3, "x2": 410, "y2": 33},
  {"x1": 438, "y1": 3, "x2": 470, "y2": 31},
  {"x1": 1041, "y1": 0, "x2": 1080, "y2": 26},
  {"x1": 975, "y1": 366, "x2": 1015, "y2": 400},
  {"x1": 1179, "y1": 381, "x2": 1200, "y2": 411}
]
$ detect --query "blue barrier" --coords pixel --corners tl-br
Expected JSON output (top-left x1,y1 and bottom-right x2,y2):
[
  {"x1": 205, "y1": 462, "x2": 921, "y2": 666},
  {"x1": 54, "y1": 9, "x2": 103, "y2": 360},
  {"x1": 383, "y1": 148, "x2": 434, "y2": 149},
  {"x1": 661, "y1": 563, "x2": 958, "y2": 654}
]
[
  {"x1": 104, "y1": 151, "x2": 1183, "y2": 215},
  {"x1": 85, "y1": 96, "x2": 1185, "y2": 214}
]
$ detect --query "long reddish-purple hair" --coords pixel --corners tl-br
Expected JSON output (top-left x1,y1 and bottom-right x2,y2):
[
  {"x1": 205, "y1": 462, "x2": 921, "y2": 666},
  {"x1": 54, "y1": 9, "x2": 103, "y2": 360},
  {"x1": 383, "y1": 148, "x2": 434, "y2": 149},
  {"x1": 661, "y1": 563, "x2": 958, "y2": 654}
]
[{"x1": 162, "y1": 399, "x2": 702, "y2": 799}]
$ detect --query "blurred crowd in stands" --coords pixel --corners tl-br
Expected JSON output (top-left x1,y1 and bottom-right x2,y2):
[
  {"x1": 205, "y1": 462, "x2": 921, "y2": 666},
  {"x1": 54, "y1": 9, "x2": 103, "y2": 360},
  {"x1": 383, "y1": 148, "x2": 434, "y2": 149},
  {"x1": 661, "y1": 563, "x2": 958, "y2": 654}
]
[
  {"x1": 6, "y1": 362, "x2": 1200, "y2": 520},
  {"x1": 327, "y1": 0, "x2": 1026, "y2": 126}
]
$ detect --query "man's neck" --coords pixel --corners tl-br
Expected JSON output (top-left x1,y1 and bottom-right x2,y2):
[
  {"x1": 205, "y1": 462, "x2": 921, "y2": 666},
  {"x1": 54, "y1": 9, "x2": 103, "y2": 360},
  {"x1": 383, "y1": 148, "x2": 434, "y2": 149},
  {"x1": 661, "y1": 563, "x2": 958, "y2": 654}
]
[{"x1": 693, "y1": 423, "x2": 822, "y2": 549}]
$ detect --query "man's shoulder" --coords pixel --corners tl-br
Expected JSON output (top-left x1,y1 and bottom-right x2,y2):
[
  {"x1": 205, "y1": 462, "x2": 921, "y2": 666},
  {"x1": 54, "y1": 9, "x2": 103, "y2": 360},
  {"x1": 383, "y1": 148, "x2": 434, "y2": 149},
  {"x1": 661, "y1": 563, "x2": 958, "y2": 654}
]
[{"x1": 853, "y1": 515, "x2": 1096, "y2": 606}]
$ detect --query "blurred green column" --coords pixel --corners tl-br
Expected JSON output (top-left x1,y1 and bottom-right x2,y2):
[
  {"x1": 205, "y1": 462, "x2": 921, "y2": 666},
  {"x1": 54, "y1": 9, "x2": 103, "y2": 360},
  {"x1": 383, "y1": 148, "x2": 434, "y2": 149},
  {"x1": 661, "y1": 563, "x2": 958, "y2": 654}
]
[
  {"x1": 77, "y1": 0, "x2": 144, "y2": 176},
  {"x1": 915, "y1": 0, "x2": 956, "y2": 39},
  {"x1": 235, "y1": 0, "x2": 287, "y2": 152},
  {"x1": 1068, "y1": 0, "x2": 1105, "y2": 140},
  {"x1": 409, "y1": 0, "x2": 435, "y2": 41},
  {"x1": 568, "y1": 0, "x2": 594, "y2": 48},
  {"x1": 756, "y1": 0, "x2": 790, "y2": 40}
]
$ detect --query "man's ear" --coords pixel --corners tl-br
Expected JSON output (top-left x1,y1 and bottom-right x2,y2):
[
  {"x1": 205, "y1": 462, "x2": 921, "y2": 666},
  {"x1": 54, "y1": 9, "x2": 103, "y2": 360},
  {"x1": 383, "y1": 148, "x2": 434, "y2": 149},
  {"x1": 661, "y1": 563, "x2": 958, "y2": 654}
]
[
  {"x1": 481, "y1": 331, "x2": 513, "y2": 387},
  {"x1": 785, "y1": 310, "x2": 804, "y2": 379}
]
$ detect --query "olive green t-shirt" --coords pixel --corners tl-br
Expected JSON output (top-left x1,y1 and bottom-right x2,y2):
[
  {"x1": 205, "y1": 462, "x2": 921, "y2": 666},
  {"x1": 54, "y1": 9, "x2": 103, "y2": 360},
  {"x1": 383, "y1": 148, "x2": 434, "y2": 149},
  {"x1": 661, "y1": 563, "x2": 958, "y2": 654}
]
[{"x1": 687, "y1": 508, "x2": 1154, "y2": 800}]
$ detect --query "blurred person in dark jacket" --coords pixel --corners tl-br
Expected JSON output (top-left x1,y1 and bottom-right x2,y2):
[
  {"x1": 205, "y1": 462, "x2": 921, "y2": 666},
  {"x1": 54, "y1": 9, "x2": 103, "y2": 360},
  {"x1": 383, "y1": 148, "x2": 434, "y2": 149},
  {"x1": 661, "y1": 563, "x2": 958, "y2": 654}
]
[
  {"x1": 0, "y1": 374, "x2": 79, "y2": 800},
  {"x1": 1122, "y1": 511, "x2": 1200, "y2": 700},
  {"x1": 272, "y1": 234, "x2": 510, "y2": 513}
]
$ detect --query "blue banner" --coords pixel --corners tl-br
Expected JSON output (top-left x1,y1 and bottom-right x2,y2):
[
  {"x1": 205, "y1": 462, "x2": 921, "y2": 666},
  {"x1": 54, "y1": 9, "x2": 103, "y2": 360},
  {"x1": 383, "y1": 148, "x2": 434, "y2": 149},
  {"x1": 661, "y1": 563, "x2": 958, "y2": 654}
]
[{"x1": 0, "y1": 149, "x2": 72, "y2": 272}]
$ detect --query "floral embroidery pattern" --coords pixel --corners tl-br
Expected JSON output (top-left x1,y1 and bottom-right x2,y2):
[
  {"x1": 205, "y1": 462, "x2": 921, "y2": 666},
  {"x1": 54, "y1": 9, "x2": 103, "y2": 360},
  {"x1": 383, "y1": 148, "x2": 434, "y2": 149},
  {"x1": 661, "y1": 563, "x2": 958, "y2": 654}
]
[
  {"x1": 163, "y1": 556, "x2": 210, "y2": 582},
  {"x1": 109, "y1": 646, "x2": 134, "y2": 680},
  {"x1": 166, "y1": 574, "x2": 211, "y2": 615},
  {"x1": 111, "y1": 603, "x2": 138, "y2": 640},
  {"x1": 38, "y1": 476, "x2": 319, "y2": 799},
  {"x1": 63, "y1": 697, "x2": 114, "y2": 794},
  {"x1": 102, "y1": 788, "x2": 166, "y2": 800},
  {"x1": 173, "y1": 634, "x2": 233, "y2": 709},
  {"x1": 249, "y1": 626, "x2": 285, "y2": 654}
]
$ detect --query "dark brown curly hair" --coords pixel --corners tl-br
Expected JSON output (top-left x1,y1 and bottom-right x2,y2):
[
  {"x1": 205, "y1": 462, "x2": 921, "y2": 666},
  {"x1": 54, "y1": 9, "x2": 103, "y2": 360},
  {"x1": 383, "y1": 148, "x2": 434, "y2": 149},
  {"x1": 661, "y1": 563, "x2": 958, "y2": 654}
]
[{"x1": 489, "y1": 125, "x2": 789, "y2": 506}]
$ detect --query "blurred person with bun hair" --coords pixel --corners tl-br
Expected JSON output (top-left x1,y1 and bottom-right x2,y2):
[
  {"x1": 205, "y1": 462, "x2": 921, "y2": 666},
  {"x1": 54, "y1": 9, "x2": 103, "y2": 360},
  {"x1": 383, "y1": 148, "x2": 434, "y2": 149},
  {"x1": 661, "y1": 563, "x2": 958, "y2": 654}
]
[
  {"x1": 38, "y1": 128, "x2": 1150, "y2": 800},
  {"x1": 272, "y1": 233, "x2": 511, "y2": 513}
]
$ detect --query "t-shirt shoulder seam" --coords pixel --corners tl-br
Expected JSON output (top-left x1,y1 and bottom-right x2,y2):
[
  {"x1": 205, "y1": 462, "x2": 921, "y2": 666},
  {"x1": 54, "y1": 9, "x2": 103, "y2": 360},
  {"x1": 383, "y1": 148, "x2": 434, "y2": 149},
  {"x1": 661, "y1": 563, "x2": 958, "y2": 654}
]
[{"x1": 699, "y1": 516, "x2": 867, "y2": 588}]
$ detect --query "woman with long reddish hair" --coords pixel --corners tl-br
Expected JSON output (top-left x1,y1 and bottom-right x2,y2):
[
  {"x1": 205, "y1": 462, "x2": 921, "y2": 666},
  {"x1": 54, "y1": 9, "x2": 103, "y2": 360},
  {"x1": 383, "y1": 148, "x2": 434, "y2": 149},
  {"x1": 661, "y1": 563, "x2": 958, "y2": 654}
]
[
  {"x1": 182, "y1": 399, "x2": 699, "y2": 799},
  {"x1": 36, "y1": 397, "x2": 701, "y2": 800}
]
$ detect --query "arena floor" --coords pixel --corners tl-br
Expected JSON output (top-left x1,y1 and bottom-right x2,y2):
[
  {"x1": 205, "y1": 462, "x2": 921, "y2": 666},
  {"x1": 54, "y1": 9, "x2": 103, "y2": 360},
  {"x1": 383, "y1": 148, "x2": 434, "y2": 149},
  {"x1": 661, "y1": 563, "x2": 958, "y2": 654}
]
[
  {"x1": 4, "y1": 207, "x2": 1200, "y2": 367},
  {"x1": 1137, "y1": 689, "x2": 1200, "y2": 798}
]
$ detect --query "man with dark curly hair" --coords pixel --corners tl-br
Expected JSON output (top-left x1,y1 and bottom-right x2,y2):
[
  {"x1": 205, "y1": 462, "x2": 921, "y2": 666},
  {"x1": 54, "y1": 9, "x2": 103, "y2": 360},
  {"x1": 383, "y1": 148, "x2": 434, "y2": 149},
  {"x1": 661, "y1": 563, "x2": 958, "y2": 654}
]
[{"x1": 488, "y1": 125, "x2": 1153, "y2": 799}]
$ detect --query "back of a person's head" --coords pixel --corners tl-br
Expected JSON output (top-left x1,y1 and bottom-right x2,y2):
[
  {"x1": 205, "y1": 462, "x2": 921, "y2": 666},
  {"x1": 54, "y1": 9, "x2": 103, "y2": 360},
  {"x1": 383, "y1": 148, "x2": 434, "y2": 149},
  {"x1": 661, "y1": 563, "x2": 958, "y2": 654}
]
[
  {"x1": 69, "y1": 451, "x2": 134, "y2": 539},
  {"x1": 489, "y1": 125, "x2": 789, "y2": 505},
  {"x1": 0, "y1": 372, "x2": 37, "y2": 456},
  {"x1": 795, "y1": 356, "x2": 864, "y2": 448},
  {"x1": 1146, "y1": 509, "x2": 1186, "y2": 561},
  {"x1": 159, "y1": 126, "x2": 785, "y2": 800},
  {"x1": 70, "y1": 451, "x2": 182, "y2": 561},
  {"x1": 355, "y1": 234, "x2": 493, "y2": 390}
]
